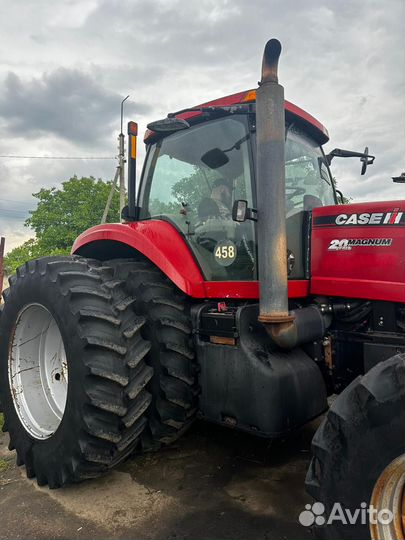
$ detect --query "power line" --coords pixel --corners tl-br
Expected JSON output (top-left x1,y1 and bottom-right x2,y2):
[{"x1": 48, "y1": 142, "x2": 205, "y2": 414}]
[
  {"x1": 0, "y1": 209, "x2": 29, "y2": 217},
  {"x1": 0, "y1": 155, "x2": 115, "y2": 160},
  {"x1": 0, "y1": 198, "x2": 32, "y2": 205},
  {"x1": 0, "y1": 205, "x2": 30, "y2": 212},
  {"x1": 0, "y1": 204, "x2": 33, "y2": 215}
]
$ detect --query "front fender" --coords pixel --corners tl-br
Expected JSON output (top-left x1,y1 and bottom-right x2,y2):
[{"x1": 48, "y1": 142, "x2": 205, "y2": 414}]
[{"x1": 72, "y1": 221, "x2": 206, "y2": 297}]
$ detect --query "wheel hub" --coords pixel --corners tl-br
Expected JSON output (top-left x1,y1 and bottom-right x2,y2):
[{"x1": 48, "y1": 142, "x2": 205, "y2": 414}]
[
  {"x1": 8, "y1": 303, "x2": 68, "y2": 439},
  {"x1": 370, "y1": 454, "x2": 405, "y2": 540}
]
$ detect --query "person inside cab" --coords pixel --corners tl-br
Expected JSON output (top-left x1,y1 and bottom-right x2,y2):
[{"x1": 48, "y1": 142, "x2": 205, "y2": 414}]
[
  {"x1": 210, "y1": 178, "x2": 232, "y2": 219},
  {"x1": 198, "y1": 177, "x2": 233, "y2": 222}
]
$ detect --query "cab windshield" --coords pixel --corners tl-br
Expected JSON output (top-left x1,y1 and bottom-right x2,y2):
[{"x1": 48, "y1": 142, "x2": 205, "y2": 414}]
[
  {"x1": 285, "y1": 125, "x2": 335, "y2": 211},
  {"x1": 139, "y1": 115, "x2": 335, "y2": 281}
]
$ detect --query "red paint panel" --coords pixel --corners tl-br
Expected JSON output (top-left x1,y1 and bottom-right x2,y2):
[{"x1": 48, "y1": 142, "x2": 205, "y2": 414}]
[
  {"x1": 204, "y1": 280, "x2": 309, "y2": 299},
  {"x1": 72, "y1": 221, "x2": 309, "y2": 300},
  {"x1": 179, "y1": 91, "x2": 328, "y2": 140},
  {"x1": 311, "y1": 277, "x2": 405, "y2": 303},
  {"x1": 311, "y1": 201, "x2": 405, "y2": 302},
  {"x1": 72, "y1": 221, "x2": 206, "y2": 297},
  {"x1": 284, "y1": 101, "x2": 329, "y2": 141}
]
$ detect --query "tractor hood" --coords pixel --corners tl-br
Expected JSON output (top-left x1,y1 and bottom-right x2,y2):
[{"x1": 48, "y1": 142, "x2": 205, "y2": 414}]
[{"x1": 311, "y1": 200, "x2": 405, "y2": 302}]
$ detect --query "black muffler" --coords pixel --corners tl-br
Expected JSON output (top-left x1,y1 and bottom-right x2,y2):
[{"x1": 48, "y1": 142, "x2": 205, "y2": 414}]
[{"x1": 256, "y1": 39, "x2": 326, "y2": 348}]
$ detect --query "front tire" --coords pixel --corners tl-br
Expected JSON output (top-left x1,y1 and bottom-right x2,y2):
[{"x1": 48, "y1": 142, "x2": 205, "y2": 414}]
[
  {"x1": 0, "y1": 256, "x2": 153, "y2": 487},
  {"x1": 305, "y1": 354, "x2": 405, "y2": 539}
]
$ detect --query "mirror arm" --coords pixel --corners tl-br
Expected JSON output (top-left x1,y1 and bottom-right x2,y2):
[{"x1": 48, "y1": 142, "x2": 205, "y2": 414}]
[
  {"x1": 245, "y1": 208, "x2": 258, "y2": 221},
  {"x1": 326, "y1": 148, "x2": 375, "y2": 163},
  {"x1": 326, "y1": 147, "x2": 375, "y2": 175}
]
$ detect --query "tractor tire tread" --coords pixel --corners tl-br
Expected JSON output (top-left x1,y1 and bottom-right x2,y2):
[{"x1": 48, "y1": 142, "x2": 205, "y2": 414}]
[{"x1": 0, "y1": 255, "x2": 153, "y2": 487}]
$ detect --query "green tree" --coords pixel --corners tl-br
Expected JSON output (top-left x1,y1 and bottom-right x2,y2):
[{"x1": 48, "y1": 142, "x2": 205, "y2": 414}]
[
  {"x1": 4, "y1": 239, "x2": 45, "y2": 275},
  {"x1": 332, "y1": 177, "x2": 351, "y2": 204},
  {"x1": 4, "y1": 176, "x2": 120, "y2": 275},
  {"x1": 148, "y1": 168, "x2": 219, "y2": 217}
]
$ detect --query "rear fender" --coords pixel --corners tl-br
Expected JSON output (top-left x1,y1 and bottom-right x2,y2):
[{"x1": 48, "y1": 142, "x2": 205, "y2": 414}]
[
  {"x1": 72, "y1": 221, "x2": 206, "y2": 297},
  {"x1": 72, "y1": 221, "x2": 310, "y2": 300}
]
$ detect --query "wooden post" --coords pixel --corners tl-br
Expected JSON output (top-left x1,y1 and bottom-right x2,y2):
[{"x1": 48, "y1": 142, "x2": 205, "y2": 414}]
[{"x1": 101, "y1": 166, "x2": 120, "y2": 224}]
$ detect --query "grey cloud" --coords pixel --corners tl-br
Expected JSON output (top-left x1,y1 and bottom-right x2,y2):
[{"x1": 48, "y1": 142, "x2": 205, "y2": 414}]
[
  {"x1": 88, "y1": 63, "x2": 165, "y2": 94},
  {"x1": 30, "y1": 34, "x2": 47, "y2": 45},
  {"x1": 0, "y1": 67, "x2": 151, "y2": 145},
  {"x1": 0, "y1": 0, "x2": 403, "y2": 228}
]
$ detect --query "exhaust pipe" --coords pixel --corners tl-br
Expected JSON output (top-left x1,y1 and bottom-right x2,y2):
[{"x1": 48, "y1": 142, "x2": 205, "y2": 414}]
[
  {"x1": 256, "y1": 39, "x2": 294, "y2": 343},
  {"x1": 256, "y1": 39, "x2": 325, "y2": 349}
]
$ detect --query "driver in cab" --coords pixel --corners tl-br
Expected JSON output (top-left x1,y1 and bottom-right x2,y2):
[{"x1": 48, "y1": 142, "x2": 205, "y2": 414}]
[
  {"x1": 198, "y1": 178, "x2": 233, "y2": 222},
  {"x1": 210, "y1": 178, "x2": 232, "y2": 219}
]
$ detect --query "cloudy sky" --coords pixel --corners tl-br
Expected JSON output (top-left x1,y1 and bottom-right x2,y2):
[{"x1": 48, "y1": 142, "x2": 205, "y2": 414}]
[{"x1": 0, "y1": 0, "x2": 404, "y2": 253}]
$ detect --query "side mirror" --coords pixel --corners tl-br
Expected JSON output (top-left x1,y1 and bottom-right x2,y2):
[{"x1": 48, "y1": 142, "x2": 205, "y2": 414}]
[
  {"x1": 201, "y1": 135, "x2": 250, "y2": 170},
  {"x1": 232, "y1": 200, "x2": 248, "y2": 222},
  {"x1": 326, "y1": 146, "x2": 375, "y2": 175},
  {"x1": 232, "y1": 200, "x2": 257, "y2": 222},
  {"x1": 201, "y1": 148, "x2": 229, "y2": 169},
  {"x1": 360, "y1": 147, "x2": 373, "y2": 175},
  {"x1": 392, "y1": 173, "x2": 405, "y2": 184}
]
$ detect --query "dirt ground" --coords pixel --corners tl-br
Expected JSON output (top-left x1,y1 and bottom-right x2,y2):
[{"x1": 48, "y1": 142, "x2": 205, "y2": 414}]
[{"x1": 0, "y1": 419, "x2": 320, "y2": 540}]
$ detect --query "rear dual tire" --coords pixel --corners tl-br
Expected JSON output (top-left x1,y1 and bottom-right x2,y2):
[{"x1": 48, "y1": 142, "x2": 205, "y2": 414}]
[
  {"x1": 106, "y1": 259, "x2": 200, "y2": 448},
  {"x1": 0, "y1": 256, "x2": 153, "y2": 487}
]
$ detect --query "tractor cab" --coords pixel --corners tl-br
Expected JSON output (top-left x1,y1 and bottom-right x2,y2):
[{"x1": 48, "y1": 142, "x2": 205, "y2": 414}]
[{"x1": 137, "y1": 94, "x2": 336, "y2": 282}]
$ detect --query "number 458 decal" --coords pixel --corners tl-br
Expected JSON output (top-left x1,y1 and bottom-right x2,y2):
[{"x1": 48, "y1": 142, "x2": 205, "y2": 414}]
[
  {"x1": 328, "y1": 238, "x2": 393, "y2": 251},
  {"x1": 214, "y1": 240, "x2": 237, "y2": 266}
]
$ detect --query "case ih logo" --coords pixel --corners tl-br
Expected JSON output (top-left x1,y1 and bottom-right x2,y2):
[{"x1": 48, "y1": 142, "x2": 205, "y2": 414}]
[
  {"x1": 335, "y1": 209, "x2": 404, "y2": 226},
  {"x1": 314, "y1": 208, "x2": 405, "y2": 227}
]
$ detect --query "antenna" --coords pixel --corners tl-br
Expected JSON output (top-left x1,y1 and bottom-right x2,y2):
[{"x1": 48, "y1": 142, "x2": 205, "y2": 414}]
[{"x1": 0, "y1": 236, "x2": 5, "y2": 295}]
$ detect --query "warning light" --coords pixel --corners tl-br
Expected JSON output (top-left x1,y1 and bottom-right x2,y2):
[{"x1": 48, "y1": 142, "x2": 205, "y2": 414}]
[{"x1": 128, "y1": 121, "x2": 138, "y2": 136}]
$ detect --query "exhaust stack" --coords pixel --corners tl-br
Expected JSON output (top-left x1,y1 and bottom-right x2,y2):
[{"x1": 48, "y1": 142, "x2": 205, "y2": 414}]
[
  {"x1": 256, "y1": 39, "x2": 295, "y2": 345},
  {"x1": 256, "y1": 39, "x2": 328, "y2": 349}
]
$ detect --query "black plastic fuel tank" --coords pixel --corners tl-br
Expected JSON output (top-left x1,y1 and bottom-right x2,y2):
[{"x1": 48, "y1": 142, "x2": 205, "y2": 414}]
[{"x1": 193, "y1": 303, "x2": 327, "y2": 437}]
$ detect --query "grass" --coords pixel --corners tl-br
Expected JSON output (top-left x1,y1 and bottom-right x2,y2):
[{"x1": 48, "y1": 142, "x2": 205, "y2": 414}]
[{"x1": 0, "y1": 413, "x2": 3, "y2": 431}]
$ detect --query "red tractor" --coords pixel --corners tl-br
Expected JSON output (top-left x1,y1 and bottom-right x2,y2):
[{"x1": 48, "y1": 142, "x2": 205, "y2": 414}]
[{"x1": 0, "y1": 39, "x2": 404, "y2": 540}]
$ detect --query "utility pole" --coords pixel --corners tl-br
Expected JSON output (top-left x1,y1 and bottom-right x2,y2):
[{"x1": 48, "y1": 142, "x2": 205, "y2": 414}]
[
  {"x1": 0, "y1": 236, "x2": 5, "y2": 296},
  {"x1": 119, "y1": 95, "x2": 129, "y2": 221},
  {"x1": 101, "y1": 95, "x2": 130, "y2": 224}
]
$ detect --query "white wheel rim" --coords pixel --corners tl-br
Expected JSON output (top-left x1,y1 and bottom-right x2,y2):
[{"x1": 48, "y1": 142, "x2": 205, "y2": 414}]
[
  {"x1": 8, "y1": 303, "x2": 68, "y2": 439},
  {"x1": 370, "y1": 454, "x2": 405, "y2": 540}
]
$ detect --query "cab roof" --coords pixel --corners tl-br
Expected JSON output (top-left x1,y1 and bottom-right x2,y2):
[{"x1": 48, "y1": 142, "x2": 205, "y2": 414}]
[{"x1": 144, "y1": 88, "x2": 329, "y2": 145}]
